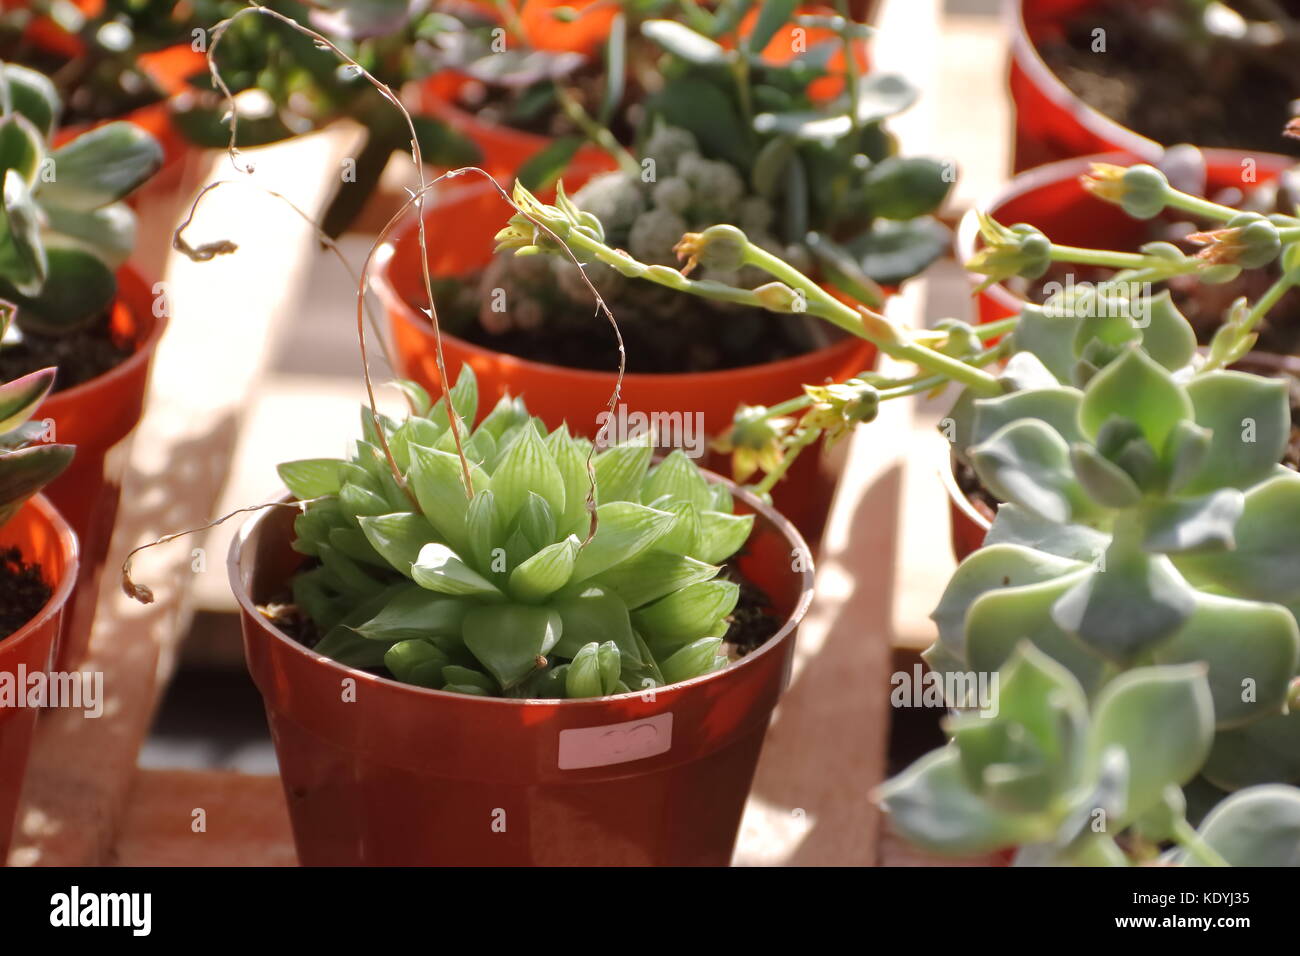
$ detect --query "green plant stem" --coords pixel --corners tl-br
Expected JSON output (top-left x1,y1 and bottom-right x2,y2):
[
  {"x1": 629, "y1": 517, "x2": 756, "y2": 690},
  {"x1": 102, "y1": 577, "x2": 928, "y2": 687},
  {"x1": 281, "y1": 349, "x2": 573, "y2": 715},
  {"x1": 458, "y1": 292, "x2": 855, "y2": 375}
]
[
  {"x1": 1241, "y1": 271, "x2": 1296, "y2": 335},
  {"x1": 752, "y1": 426, "x2": 821, "y2": 496},
  {"x1": 1049, "y1": 245, "x2": 1155, "y2": 270},
  {"x1": 1172, "y1": 819, "x2": 1230, "y2": 867},
  {"x1": 554, "y1": 87, "x2": 640, "y2": 175},
  {"x1": 1163, "y1": 188, "x2": 1241, "y2": 223}
]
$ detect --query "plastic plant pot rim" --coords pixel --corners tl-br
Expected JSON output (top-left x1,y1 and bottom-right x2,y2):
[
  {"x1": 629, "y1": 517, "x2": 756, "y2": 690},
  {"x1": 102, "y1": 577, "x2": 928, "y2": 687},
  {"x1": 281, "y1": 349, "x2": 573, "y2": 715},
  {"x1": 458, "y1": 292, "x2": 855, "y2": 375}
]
[
  {"x1": 2, "y1": 493, "x2": 80, "y2": 653},
  {"x1": 940, "y1": 452, "x2": 993, "y2": 537},
  {"x1": 370, "y1": 184, "x2": 871, "y2": 388},
  {"x1": 954, "y1": 148, "x2": 1298, "y2": 318},
  {"x1": 42, "y1": 267, "x2": 170, "y2": 410},
  {"x1": 1005, "y1": 0, "x2": 1161, "y2": 163},
  {"x1": 228, "y1": 474, "x2": 816, "y2": 710}
]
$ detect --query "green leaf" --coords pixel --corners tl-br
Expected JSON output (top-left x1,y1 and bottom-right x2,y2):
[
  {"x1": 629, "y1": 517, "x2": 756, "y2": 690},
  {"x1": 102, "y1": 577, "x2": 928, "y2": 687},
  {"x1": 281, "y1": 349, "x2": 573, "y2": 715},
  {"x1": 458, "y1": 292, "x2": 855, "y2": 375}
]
[
  {"x1": 594, "y1": 438, "x2": 653, "y2": 504},
  {"x1": 633, "y1": 579, "x2": 739, "y2": 655},
  {"x1": 642, "y1": 450, "x2": 713, "y2": 511},
  {"x1": 42, "y1": 201, "x2": 136, "y2": 267},
  {"x1": 517, "y1": 135, "x2": 583, "y2": 193},
  {"x1": 384, "y1": 640, "x2": 451, "y2": 689},
  {"x1": 1069, "y1": 443, "x2": 1142, "y2": 508},
  {"x1": 1181, "y1": 370, "x2": 1290, "y2": 496},
  {"x1": 693, "y1": 510, "x2": 753, "y2": 564},
  {"x1": 647, "y1": 77, "x2": 750, "y2": 169},
  {"x1": 589, "y1": 549, "x2": 721, "y2": 609},
  {"x1": 0, "y1": 113, "x2": 42, "y2": 186},
  {"x1": 570, "y1": 501, "x2": 677, "y2": 582},
  {"x1": 970, "y1": 419, "x2": 1090, "y2": 524},
  {"x1": 971, "y1": 387, "x2": 1085, "y2": 450},
  {"x1": 860, "y1": 156, "x2": 953, "y2": 220},
  {"x1": 1138, "y1": 291, "x2": 1197, "y2": 372},
  {"x1": 660, "y1": 636, "x2": 723, "y2": 684},
  {"x1": 1202, "y1": 710, "x2": 1300, "y2": 790},
  {"x1": 1139, "y1": 489, "x2": 1243, "y2": 554},
  {"x1": 462, "y1": 604, "x2": 562, "y2": 690},
  {"x1": 1181, "y1": 786, "x2": 1300, "y2": 867},
  {"x1": 0, "y1": 168, "x2": 45, "y2": 295},
  {"x1": 411, "y1": 542, "x2": 502, "y2": 597},
  {"x1": 1173, "y1": 472, "x2": 1300, "y2": 604},
  {"x1": 463, "y1": 488, "x2": 502, "y2": 575},
  {"x1": 650, "y1": 499, "x2": 700, "y2": 555},
  {"x1": 1051, "y1": 548, "x2": 1196, "y2": 663},
  {"x1": 350, "y1": 585, "x2": 468, "y2": 651},
  {"x1": 277, "y1": 459, "x2": 343, "y2": 499},
  {"x1": 490, "y1": 424, "x2": 565, "y2": 526},
  {"x1": 747, "y1": 0, "x2": 798, "y2": 52},
  {"x1": 515, "y1": 491, "x2": 557, "y2": 551},
  {"x1": 877, "y1": 748, "x2": 1050, "y2": 856},
  {"x1": 982, "y1": 502, "x2": 1109, "y2": 562},
  {"x1": 600, "y1": 11, "x2": 627, "y2": 123},
  {"x1": 429, "y1": 364, "x2": 478, "y2": 425},
  {"x1": 641, "y1": 19, "x2": 730, "y2": 66},
  {"x1": 1088, "y1": 665, "x2": 1214, "y2": 823},
  {"x1": 42, "y1": 121, "x2": 163, "y2": 209},
  {"x1": 2, "y1": 64, "x2": 60, "y2": 139},
  {"x1": 1153, "y1": 591, "x2": 1299, "y2": 729},
  {"x1": 357, "y1": 512, "x2": 437, "y2": 576},
  {"x1": 0, "y1": 443, "x2": 74, "y2": 524},
  {"x1": 1012, "y1": 303, "x2": 1079, "y2": 384},
  {"x1": 1079, "y1": 346, "x2": 1193, "y2": 453},
  {"x1": 845, "y1": 216, "x2": 949, "y2": 285},
  {"x1": 0, "y1": 366, "x2": 55, "y2": 434},
  {"x1": 407, "y1": 443, "x2": 482, "y2": 553},
  {"x1": 509, "y1": 534, "x2": 580, "y2": 602},
  {"x1": 5, "y1": 244, "x2": 115, "y2": 333},
  {"x1": 551, "y1": 588, "x2": 639, "y2": 660}
]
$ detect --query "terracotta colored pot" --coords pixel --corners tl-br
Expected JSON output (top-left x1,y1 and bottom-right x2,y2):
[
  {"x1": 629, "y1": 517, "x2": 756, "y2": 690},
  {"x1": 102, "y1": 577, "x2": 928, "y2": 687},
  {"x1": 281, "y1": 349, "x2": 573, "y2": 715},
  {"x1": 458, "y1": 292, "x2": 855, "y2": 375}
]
[
  {"x1": 38, "y1": 267, "x2": 167, "y2": 670},
  {"x1": 0, "y1": 495, "x2": 78, "y2": 863},
  {"x1": 1007, "y1": 0, "x2": 1161, "y2": 172},
  {"x1": 374, "y1": 181, "x2": 875, "y2": 546},
  {"x1": 232, "y1": 482, "x2": 814, "y2": 866},
  {"x1": 956, "y1": 150, "x2": 1296, "y2": 326}
]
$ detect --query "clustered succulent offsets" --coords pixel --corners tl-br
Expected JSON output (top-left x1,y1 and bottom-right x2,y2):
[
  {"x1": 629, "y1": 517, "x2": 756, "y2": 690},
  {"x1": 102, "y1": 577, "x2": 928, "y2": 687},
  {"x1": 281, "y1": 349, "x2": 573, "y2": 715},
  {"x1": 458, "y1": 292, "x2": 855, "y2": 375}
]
[
  {"x1": 0, "y1": 61, "x2": 162, "y2": 333},
  {"x1": 276, "y1": 366, "x2": 758, "y2": 700}
]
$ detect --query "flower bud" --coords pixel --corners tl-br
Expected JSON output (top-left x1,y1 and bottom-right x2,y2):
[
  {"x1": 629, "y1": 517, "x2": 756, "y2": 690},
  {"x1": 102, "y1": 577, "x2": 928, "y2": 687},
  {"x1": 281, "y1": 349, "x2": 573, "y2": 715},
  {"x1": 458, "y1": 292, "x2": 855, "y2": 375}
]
[
  {"x1": 753, "y1": 281, "x2": 804, "y2": 313},
  {"x1": 1081, "y1": 163, "x2": 1169, "y2": 219},
  {"x1": 1187, "y1": 212, "x2": 1281, "y2": 268},
  {"x1": 674, "y1": 223, "x2": 748, "y2": 274},
  {"x1": 966, "y1": 212, "x2": 1051, "y2": 288}
]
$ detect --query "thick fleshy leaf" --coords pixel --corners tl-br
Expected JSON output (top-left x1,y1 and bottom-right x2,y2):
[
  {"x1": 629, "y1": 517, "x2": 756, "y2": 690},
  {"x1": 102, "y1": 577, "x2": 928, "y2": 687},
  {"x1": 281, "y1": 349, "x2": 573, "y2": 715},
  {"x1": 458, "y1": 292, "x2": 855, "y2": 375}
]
[
  {"x1": 1051, "y1": 546, "x2": 1197, "y2": 663},
  {"x1": 1202, "y1": 710, "x2": 1300, "y2": 790},
  {"x1": 1138, "y1": 291, "x2": 1197, "y2": 372},
  {"x1": 593, "y1": 438, "x2": 652, "y2": 504},
  {"x1": 1179, "y1": 786, "x2": 1300, "y2": 867},
  {"x1": 0, "y1": 168, "x2": 45, "y2": 295},
  {"x1": 407, "y1": 443, "x2": 482, "y2": 552},
  {"x1": 660, "y1": 636, "x2": 723, "y2": 684},
  {"x1": 930, "y1": 543, "x2": 1086, "y2": 662},
  {"x1": 43, "y1": 201, "x2": 136, "y2": 267},
  {"x1": 6, "y1": 244, "x2": 115, "y2": 332},
  {"x1": 1173, "y1": 472, "x2": 1300, "y2": 604},
  {"x1": 642, "y1": 450, "x2": 713, "y2": 511},
  {"x1": 462, "y1": 604, "x2": 561, "y2": 690},
  {"x1": 428, "y1": 364, "x2": 478, "y2": 426},
  {"x1": 877, "y1": 748, "x2": 1051, "y2": 856},
  {"x1": 641, "y1": 19, "x2": 729, "y2": 65},
  {"x1": 633, "y1": 580, "x2": 739, "y2": 655},
  {"x1": 983, "y1": 503, "x2": 1109, "y2": 563},
  {"x1": 0, "y1": 366, "x2": 55, "y2": 434},
  {"x1": 490, "y1": 423, "x2": 565, "y2": 525},
  {"x1": 1181, "y1": 370, "x2": 1290, "y2": 495},
  {"x1": 1087, "y1": 665, "x2": 1214, "y2": 823},
  {"x1": 2, "y1": 64, "x2": 60, "y2": 139},
  {"x1": 649, "y1": 499, "x2": 700, "y2": 555},
  {"x1": 551, "y1": 588, "x2": 640, "y2": 661},
  {"x1": 0, "y1": 113, "x2": 42, "y2": 186},
  {"x1": 515, "y1": 491, "x2": 557, "y2": 552},
  {"x1": 277, "y1": 458, "x2": 343, "y2": 499},
  {"x1": 971, "y1": 387, "x2": 1085, "y2": 449},
  {"x1": 509, "y1": 534, "x2": 579, "y2": 602},
  {"x1": 411, "y1": 542, "x2": 501, "y2": 597},
  {"x1": 860, "y1": 156, "x2": 953, "y2": 220},
  {"x1": 338, "y1": 481, "x2": 390, "y2": 520},
  {"x1": 350, "y1": 585, "x2": 468, "y2": 651},
  {"x1": 970, "y1": 419, "x2": 1090, "y2": 523},
  {"x1": 565, "y1": 640, "x2": 622, "y2": 698},
  {"x1": 1070, "y1": 443, "x2": 1141, "y2": 508},
  {"x1": 1164, "y1": 419, "x2": 1212, "y2": 494},
  {"x1": 1153, "y1": 591, "x2": 1299, "y2": 728},
  {"x1": 384, "y1": 640, "x2": 451, "y2": 689},
  {"x1": 547, "y1": 425, "x2": 593, "y2": 537},
  {"x1": 693, "y1": 510, "x2": 753, "y2": 564},
  {"x1": 964, "y1": 568, "x2": 1111, "y2": 696},
  {"x1": 1079, "y1": 346, "x2": 1192, "y2": 452},
  {"x1": 588, "y1": 549, "x2": 720, "y2": 608},
  {"x1": 570, "y1": 501, "x2": 677, "y2": 582},
  {"x1": 1139, "y1": 489, "x2": 1243, "y2": 554},
  {"x1": 42, "y1": 121, "x2": 163, "y2": 210},
  {"x1": 844, "y1": 216, "x2": 950, "y2": 285},
  {"x1": 0, "y1": 443, "x2": 74, "y2": 523},
  {"x1": 357, "y1": 512, "x2": 437, "y2": 577},
  {"x1": 1012, "y1": 303, "x2": 1078, "y2": 384}
]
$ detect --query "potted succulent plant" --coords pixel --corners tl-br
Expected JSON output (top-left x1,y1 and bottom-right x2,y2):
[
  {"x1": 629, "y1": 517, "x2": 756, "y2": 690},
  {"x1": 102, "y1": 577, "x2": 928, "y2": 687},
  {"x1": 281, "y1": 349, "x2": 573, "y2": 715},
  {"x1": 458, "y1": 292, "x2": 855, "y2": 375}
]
[
  {"x1": 1007, "y1": 0, "x2": 1300, "y2": 171},
  {"x1": 0, "y1": 326, "x2": 76, "y2": 863},
  {"x1": 378, "y1": 5, "x2": 950, "y2": 543},
  {"x1": 0, "y1": 62, "x2": 165, "y2": 667},
  {"x1": 228, "y1": 365, "x2": 815, "y2": 865}
]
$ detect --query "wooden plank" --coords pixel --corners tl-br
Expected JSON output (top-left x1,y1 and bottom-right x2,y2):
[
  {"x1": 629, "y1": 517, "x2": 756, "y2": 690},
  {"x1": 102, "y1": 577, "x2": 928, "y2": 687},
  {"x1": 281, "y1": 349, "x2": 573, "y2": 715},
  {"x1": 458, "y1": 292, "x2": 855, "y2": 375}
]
[{"x1": 7, "y1": 123, "x2": 365, "y2": 867}]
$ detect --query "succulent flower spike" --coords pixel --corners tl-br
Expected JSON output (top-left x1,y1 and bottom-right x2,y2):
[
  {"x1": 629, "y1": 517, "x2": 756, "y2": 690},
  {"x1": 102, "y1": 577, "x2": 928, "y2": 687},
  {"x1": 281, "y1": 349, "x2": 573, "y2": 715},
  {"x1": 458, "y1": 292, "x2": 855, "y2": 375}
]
[
  {"x1": 276, "y1": 365, "x2": 757, "y2": 699},
  {"x1": 0, "y1": 64, "x2": 162, "y2": 333},
  {"x1": 965, "y1": 212, "x2": 1051, "y2": 291}
]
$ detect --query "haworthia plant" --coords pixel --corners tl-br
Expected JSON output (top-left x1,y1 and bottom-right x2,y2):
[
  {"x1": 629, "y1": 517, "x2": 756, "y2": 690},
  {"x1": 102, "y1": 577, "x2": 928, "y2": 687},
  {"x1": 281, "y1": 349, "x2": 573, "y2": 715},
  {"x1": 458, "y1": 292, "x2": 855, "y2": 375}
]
[
  {"x1": 0, "y1": 62, "x2": 162, "y2": 332},
  {"x1": 276, "y1": 365, "x2": 758, "y2": 699}
]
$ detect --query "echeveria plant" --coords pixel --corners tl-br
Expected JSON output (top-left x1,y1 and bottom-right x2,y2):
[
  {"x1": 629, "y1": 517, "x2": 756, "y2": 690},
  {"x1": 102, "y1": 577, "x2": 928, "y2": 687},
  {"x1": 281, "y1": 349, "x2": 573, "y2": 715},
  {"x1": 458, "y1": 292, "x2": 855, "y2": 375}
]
[
  {"x1": 0, "y1": 305, "x2": 73, "y2": 525},
  {"x1": 0, "y1": 62, "x2": 161, "y2": 332},
  {"x1": 275, "y1": 365, "x2": 757, "y2": 699}
]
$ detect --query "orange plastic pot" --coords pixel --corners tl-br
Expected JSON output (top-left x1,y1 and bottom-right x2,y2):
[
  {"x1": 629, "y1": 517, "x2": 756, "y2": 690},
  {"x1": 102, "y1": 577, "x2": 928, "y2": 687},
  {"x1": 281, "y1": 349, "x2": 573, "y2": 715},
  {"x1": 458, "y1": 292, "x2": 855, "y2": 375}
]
[
  {"x1": 0, "y1": 494, "x2": 78, "y2": 863},
  {"x1": 1007, "y1": 0, "x2": 1161, "y2": 172},
  {"x1": 956, "y1": 150, "x2": 1295, "y2": 326},
  {"x1": 233, "y1": 483, "x2": 814, "y2": 866},
  {"x1": 374, "y1": 181, "x2": 875, "y2": 546},
  {"x1": 942, "y1": 453, "x2": 991, "y2": 564},
  {"x1": 38, "y1": 267, "x2": 166, "y2": 670}
]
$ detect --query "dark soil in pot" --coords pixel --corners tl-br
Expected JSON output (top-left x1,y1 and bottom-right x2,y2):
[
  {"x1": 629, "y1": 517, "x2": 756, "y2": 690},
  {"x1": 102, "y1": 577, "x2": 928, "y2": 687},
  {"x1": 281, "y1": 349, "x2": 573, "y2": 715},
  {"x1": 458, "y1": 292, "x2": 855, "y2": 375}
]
[
  {"x1": 429, "y1": 274, "x2": 833, "y2": 374},
  {"x1": 1038, "y1": 0, "x2": 1300, "y2": 157},
  {"x1": 0, "y1": 547, "x2": 50, "y2": 641},
  {"x1": 0, "y1": 312, "x2": 133, "y2": 392}
]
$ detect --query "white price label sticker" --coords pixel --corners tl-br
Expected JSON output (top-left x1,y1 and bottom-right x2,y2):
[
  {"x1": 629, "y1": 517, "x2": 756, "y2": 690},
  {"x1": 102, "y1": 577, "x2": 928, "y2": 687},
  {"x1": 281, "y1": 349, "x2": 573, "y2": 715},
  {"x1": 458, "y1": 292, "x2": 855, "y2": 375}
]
[{"x1": 557, "y1": 713, "x2": 673, "y2": 769}]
